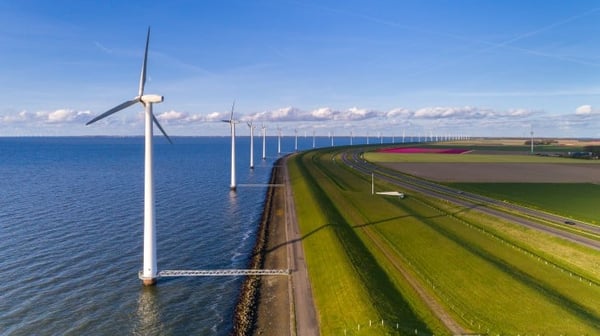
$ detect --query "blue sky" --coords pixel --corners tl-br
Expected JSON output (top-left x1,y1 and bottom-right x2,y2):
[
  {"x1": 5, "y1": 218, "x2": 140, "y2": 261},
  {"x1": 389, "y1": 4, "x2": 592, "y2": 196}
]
[{"x1": 1, "y1": 0, "x2": 599, "y2": 138}]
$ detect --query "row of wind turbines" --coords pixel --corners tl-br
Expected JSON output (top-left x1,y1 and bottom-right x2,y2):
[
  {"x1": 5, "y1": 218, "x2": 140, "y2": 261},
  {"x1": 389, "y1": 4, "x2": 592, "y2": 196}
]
[
  {"x1": 84, "y1": 28, "x2": 467, "y2": 285},
  {"x1": 84, "y1": 28, "x2": 299, "y2": 285}
]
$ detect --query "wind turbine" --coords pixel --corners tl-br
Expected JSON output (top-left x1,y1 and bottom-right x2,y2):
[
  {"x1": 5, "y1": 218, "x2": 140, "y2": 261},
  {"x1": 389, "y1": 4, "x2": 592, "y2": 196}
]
[
  {"x1": 247, "y1": 121, "x2": 255, "y2": 169},
  {"x1": 294, "y1": 129, "x2": 298, "y2": 151},
  {"x1": 223, "y1": 102, "x2": 239, "y2": 190},
  {"x1": 86, "y1": 27, "x2": 171, "y2": 286},
  {"x1": 261, "y1": 124, "x2": 266, "y2": 160},
  {"x1": 312, "y1": 129, "x2": 316, "y2": 148},
  {"x1": 530, "y1": 126, "x2": 534, "y2": 154},
  {"x1": 277, "y1": 126, "x2": 282, "y2": 155}
]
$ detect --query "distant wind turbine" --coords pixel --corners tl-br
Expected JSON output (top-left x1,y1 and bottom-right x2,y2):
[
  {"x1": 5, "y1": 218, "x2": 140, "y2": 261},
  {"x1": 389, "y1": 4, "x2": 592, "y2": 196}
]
[
  {"x1": 530, "y1": 126, "x2": 534, "y2": 154},
  {"x1": 312, "y1": 129, "x2": 316, "y2": 148},
  {"x1": 223, "y1": 102, "x2": 239, "y2": 190},
  {"x1": 277, "y1": 126, "x2": 282, "y2": 155},
  {"x1": 294, "y1": 129, "x2": 298, "y2": 151},
  {"x1": 261, "y1": 124, "x2": 266, "y2": 160},
  {"x1": 86, "y1": 27, "x2": 171, "y2": 286},
  {"x1": 247, "y1": 121, "x2": 255, "y2": 169}
]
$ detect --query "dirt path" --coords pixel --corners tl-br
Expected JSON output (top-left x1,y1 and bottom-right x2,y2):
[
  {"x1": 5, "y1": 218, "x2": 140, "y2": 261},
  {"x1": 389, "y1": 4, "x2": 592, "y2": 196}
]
[
  {"x1": 252, "y1": 158, "x2": 319, "y2": 336},
  {"x1": 282, "y1": 157, "x2": 319, "y2": 336}
]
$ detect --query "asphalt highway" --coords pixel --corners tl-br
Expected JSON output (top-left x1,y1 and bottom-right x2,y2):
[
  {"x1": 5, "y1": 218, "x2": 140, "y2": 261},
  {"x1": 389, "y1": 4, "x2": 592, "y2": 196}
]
[{"x1": 341, "y1": 149, "x2": 600, "y2": 252}]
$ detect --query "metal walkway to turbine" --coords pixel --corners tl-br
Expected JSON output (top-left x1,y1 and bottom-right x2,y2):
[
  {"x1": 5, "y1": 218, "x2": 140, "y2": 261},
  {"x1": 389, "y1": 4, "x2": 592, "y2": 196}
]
[
  {"x1": 237, "y1": 183, "x2": 285, "y2": 187},
  {"x1": 158, "y1": 269, "x2": 290, "y2": 277}
]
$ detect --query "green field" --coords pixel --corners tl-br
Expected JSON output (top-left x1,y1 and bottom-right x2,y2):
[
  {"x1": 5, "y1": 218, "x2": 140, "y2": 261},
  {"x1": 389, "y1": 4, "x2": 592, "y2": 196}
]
[
  {"x1": 449, "y1": 183, "x2": 600, "y2": 224},
  {"x1": 289, "y1": 147, "x2": 600, "y2": 335}
]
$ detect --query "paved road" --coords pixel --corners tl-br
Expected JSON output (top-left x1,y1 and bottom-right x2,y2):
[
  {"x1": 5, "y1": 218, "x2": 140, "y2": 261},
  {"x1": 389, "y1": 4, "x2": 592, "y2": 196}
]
[
  {"x1": 342, "y1": 149, "x2": 600, "y2": 252},
  {"x1": 282, "y1": 156, "x2": 320, "y2": 336}
]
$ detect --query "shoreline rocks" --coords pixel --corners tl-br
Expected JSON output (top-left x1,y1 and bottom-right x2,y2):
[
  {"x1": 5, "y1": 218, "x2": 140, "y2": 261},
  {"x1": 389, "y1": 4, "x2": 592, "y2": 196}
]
[{"x1": 230, "y1": 160, "x2": 281, "y2": 336}]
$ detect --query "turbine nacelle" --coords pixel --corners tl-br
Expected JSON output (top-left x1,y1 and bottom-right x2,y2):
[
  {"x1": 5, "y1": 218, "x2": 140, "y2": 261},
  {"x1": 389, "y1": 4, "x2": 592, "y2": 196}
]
[{"x1": 141, "y1": 94, "x2": 164, "y2": 104}]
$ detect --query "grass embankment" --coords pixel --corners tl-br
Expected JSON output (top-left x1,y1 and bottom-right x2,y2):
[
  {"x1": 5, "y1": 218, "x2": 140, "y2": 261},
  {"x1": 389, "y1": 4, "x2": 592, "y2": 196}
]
[
  {"x1": 289, "y1": 147, "x2": 600, "y2": 335},
  {"x1": 289, "y1": 151, "x2": 439, "y2": 335}
]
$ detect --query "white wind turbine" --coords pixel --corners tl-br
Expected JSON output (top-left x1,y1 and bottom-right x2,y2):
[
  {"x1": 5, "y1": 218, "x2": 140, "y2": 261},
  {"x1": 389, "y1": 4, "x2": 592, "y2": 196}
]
[
  {"x1": 312, "y1": 129, "x2": 316, "y2": 148},
  {"x1": 247, "y1": 121, "x2": 255, "y2": 169},
  {"x1": 530, "y1": 125, "x2": 534, "y2": 154},
  {"x1": 223, "y1": 102, "x2": 239, "y2": 190},
  {"x1": 277, "y1": 126, "x2": 282, "y2": 155},
  {"x1": 261, "y1": 124, "x2": 266, "y2": 160},
  {"x1": 294, "y1": 129, "x2": 298, "y2": 151},
  {"x1": 86, "y1": 27, "x2": 171, "y2": 286}
]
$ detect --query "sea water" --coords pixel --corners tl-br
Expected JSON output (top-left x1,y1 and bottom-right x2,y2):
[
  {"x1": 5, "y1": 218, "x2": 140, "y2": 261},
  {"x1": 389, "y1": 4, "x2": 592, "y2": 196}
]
[{"x1": 0, "y1": 135, "x2": 418, "y2": 335}]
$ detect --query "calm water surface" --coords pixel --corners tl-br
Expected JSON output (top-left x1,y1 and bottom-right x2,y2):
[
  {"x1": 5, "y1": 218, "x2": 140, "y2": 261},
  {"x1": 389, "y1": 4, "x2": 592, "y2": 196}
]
[{"x1": 0, "y1": 135, "x2": 416, "y2": 335}]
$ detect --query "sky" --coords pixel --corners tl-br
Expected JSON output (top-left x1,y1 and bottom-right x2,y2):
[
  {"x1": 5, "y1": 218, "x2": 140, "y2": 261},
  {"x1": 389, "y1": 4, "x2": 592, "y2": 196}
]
[{"x1": 1, "y1": 0, "x2": 600, "y2": 138}]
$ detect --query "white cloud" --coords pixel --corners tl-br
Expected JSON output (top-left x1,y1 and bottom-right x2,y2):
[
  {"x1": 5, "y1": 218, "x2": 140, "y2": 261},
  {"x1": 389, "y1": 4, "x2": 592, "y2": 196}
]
[
  {"x1": 1, "y1": 110, "x2": 31, "y2": 123},
  {"x1": 2, "y1": 104, "x2": 598, "y2": 137},
  {"x1": 157, "y1": 110, "x2": 188, "y2": 122},
  {"x1": 413, "y1": 106, "x2": 492, "y2": 119},
  {"x1": 386, "y1": 108, "x2": 412, "y2": 118},
  {"x1": 575, "y1": 105, "x2": 594, "y2": 116},
  {"x1": 1, "y1": 109, "x2": 92, "y2": 124}
]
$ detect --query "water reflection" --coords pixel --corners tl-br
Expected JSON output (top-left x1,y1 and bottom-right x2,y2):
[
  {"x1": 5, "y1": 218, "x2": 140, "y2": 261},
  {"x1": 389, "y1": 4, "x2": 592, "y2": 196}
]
[
  {"x1": 227, "y1": 189, "x2": 239, "y2": 216},
  {"x1": 132, "y1": 286, "x2": 165, "y2": 335}
]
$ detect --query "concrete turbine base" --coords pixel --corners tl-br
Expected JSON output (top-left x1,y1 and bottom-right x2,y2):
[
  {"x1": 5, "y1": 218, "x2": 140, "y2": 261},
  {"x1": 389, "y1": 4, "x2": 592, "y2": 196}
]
[{"x1": 139, "y1": 272, "x2": 157, "y2": 286}]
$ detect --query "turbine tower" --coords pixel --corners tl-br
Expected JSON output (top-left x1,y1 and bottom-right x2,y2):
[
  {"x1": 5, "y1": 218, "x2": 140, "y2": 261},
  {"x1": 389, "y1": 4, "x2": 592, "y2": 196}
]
[
  {"x1": 223, "y1": 102, "x2": 239, "y2": 190},
  {"x1": 261, "y1": 124, "x2": 266, "y2": 160},
  {"x1": 312, "y1": 129, "x2": 316, "y2": 148},
  {"x1": 294, "y1": 129, "x2": 298, "y2": 151},
  {"x1": 86, "y1": 27, "x2": 171, "y2": 286},
  {"x1": 277, "y1": 127, "x2": 282, "y2": 155},
  {"x1": 530, "y1": 126, "x2": 534, "y2": 154},
  {"x1": 247, "y1": 121, "x2": 255, "y2": 169}
]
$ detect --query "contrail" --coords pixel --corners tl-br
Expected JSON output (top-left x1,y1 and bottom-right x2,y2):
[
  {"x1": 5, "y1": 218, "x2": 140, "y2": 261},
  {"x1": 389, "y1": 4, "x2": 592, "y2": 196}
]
[{"x1": 293, "y1": 2, "x2": 600, "y2": 67}]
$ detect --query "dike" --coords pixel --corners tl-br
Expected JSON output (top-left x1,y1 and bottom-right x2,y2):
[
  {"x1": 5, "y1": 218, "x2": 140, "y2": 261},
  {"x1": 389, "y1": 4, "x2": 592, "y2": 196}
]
[{"x1": 229, "y1": 159, "x2": 281, "y2": 336}]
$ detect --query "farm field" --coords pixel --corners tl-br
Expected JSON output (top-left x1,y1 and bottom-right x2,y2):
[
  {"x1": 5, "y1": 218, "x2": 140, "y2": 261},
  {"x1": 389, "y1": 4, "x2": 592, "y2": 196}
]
[
  {"x1": 449, "y1": 182, "x2": 600, "y2": 224},
  {"x1": 289, "y1": 145, "x2": 600, "y2": 335},
  {"x1": 365, "y1": 140, "x2": 600, "y2": 219}
]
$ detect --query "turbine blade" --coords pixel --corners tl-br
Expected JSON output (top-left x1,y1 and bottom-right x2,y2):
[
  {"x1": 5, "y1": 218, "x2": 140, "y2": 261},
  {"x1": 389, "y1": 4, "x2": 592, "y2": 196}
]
[
  {"x1": 138, "y1": 27, "x2": 150, "y2": 97},
  {"x1": 230, "y1": 100, "x2": 235, "y2": 121},
  {"x1": 86, "y1": 99, "x2": 139, "y2": 125},
  {"x1": 152, "y1": 113, "x2": 173, "y2": 144}
]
